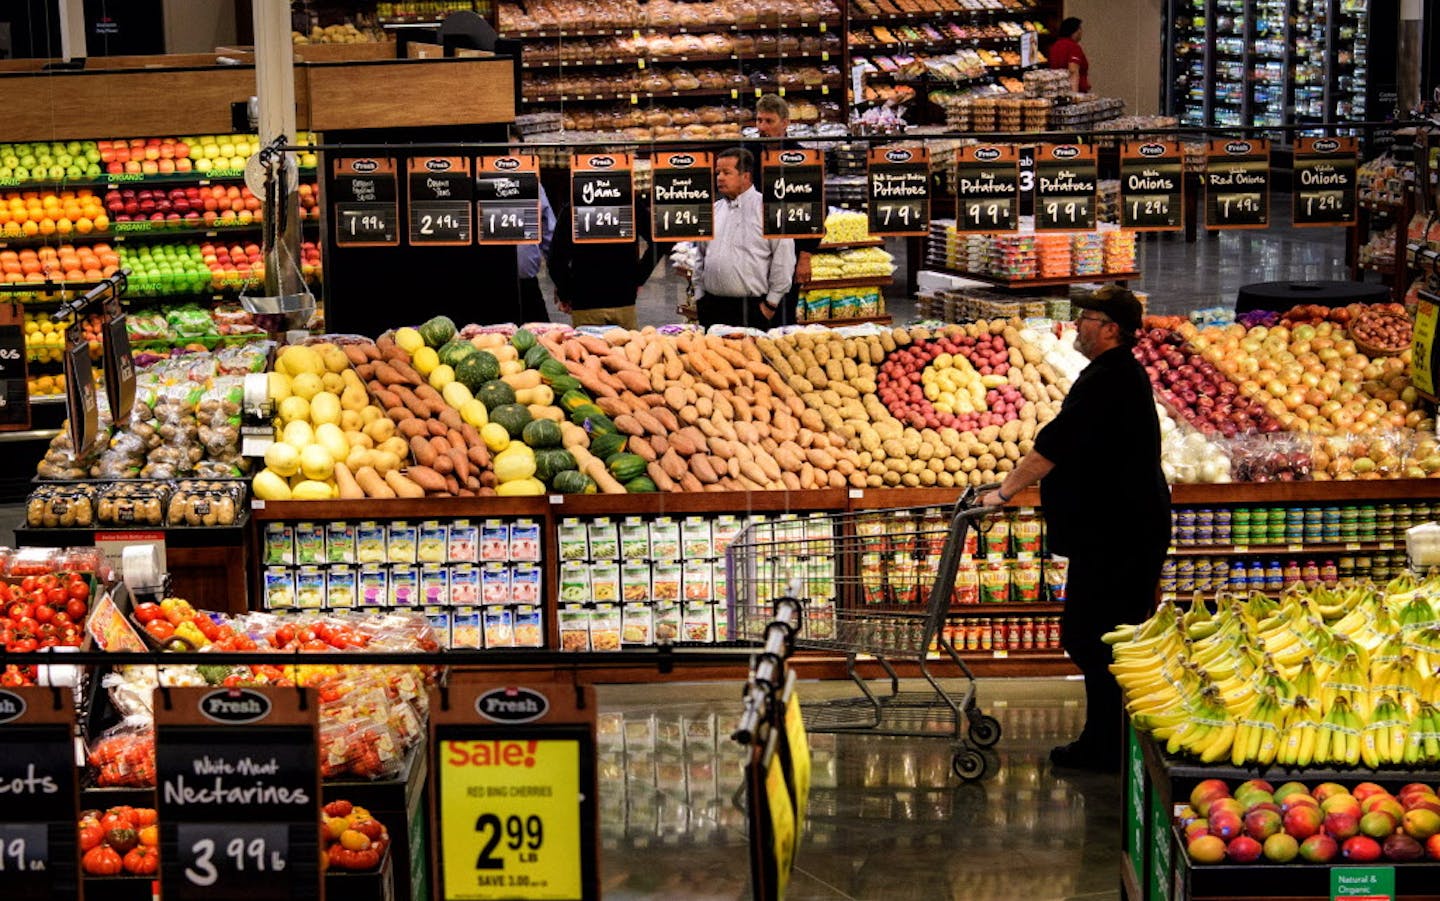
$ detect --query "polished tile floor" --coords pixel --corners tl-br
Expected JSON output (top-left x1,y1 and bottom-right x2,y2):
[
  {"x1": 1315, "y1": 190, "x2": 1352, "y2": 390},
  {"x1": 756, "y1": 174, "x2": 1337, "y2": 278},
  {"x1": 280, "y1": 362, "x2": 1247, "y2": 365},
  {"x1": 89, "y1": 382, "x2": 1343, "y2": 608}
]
[{"x1": 595, "y1": 677, "x2": 1121, "y2": 901}]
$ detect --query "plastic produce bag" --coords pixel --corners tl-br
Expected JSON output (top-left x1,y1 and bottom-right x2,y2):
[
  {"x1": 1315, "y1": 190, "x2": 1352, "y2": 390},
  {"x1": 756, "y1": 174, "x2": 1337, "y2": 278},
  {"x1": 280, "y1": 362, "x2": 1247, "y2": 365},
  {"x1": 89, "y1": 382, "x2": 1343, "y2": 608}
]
[{"x1": 87, "y1": 717, "x2": 157, "y2": 787}]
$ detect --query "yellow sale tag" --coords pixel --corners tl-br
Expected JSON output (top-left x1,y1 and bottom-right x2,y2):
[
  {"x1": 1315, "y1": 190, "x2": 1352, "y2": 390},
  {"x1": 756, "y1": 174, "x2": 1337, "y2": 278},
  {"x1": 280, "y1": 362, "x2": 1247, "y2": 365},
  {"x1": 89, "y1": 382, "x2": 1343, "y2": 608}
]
[
  {"x1": 637, "y1": 58, "x2": 645, "y2": 69},
  {"x1": 779, "y1": 87, "x2": 786, "y2": 96},
  {"x1": 439, "y1": 738, "x2": 583, "y2": 900},
  {"x1": 822, "y1": 51, "x2": 829, "y2": 61},
  {"x1": 821, "y1": 85, "x2": 828, "y2": 95},
  {"x1": 731, "y1": 89, "x2": 739, "y2": 99}
]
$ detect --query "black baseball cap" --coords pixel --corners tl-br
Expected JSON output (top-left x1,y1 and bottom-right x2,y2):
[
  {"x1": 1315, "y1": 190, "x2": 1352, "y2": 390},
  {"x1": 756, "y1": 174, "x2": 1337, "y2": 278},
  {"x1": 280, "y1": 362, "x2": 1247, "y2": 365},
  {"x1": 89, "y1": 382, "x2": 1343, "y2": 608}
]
[{"x1": 1073, "y1": 285, "x2": 1143, "y2": 336}]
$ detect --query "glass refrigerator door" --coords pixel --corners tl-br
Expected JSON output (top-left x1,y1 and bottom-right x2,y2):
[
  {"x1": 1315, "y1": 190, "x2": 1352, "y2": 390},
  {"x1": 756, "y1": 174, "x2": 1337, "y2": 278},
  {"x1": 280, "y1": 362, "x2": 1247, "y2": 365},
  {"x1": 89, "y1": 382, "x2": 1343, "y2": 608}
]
[
  {"x1": 1290, "y1": 0, "x2": 1331, "y2": 130},
  {"x1": 1333, "y1": 0, "x2": 1369, "y2": 125},
  {"x1": 1249, "y1": 0, "x2": 1287, "y2": 128},
  {"x1": 1169, "y1": 0, "x2": 1210, "y2": 126},
  {"x1": 1212, "y1": 0, "x2": 1246, "y2": 127}
]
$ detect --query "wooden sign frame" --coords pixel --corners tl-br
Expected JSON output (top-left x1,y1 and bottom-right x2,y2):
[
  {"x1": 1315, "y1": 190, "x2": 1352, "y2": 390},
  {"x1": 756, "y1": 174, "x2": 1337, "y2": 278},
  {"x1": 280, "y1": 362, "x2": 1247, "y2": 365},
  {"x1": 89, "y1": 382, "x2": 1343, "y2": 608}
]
[
  {"x1": 571, "y1": 153, "x2": 636, "y2": 244},
  {"x1": 1119, "y1": 140, "x2": 1184, "y2": 232},
  {"x1": 333, "y1": 156, "x2": 401, "y2": 247},
  {"x1": 476, "y1": 155, "x2": 543, "y2": 246},
  {"x1": 955, "y1": 145, "x2": 1020, "y2": 234},
  {"x1": 408, "y1": 156, "x2": 475, "y2": 246},
  {"x1": 1204, "y1": 139, "x2": 1271, "y2": 230},
  {"x1": 866, "y1": 146, "x2": 930, "y2": 237}
]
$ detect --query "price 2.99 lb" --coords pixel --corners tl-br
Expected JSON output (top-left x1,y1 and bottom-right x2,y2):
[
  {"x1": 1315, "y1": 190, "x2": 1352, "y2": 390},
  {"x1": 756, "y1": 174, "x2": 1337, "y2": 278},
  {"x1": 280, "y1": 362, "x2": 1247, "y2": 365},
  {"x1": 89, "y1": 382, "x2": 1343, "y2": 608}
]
[{"x1": 473, "y1": 813, "x2": 543, "y2": 870}]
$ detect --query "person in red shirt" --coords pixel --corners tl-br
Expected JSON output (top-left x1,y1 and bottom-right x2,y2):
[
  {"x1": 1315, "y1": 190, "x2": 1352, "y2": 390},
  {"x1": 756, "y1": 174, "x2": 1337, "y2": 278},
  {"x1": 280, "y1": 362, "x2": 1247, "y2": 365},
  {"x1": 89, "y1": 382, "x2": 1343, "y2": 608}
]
[{"x1": 1048, "y1": 17, "x2": 1089, "y2": 95}]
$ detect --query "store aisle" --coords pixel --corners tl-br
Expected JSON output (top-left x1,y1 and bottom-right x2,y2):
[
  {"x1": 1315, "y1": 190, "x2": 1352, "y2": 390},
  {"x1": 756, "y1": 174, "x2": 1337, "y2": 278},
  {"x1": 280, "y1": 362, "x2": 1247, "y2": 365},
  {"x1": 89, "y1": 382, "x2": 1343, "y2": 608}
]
[{"x1": 596, "y1": 677, "x2": 1120, "y2": 901}]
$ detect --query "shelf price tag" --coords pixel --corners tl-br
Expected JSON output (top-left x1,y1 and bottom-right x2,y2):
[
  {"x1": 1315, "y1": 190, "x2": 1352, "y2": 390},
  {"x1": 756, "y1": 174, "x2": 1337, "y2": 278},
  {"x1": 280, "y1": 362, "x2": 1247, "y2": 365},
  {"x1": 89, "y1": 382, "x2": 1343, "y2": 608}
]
[
  {"x1": 100, "y1": 294, "x2": 135, "y2": 423},
  {"x1": 156, "y1": 687, "x2": 320, "y2": 901},
  {"x1": 571, "y1": 153, "x2": 636, "y2": 244},
  {"x1": 0, "y1": 687, "x2": 82, "y2": 901},
  {"x1": 1034, "y1": 143, "x2": 1097, "y2": 232},
  {"x1": 955, "y1": 145, "x2": 1019, "y2": 234},
  {"x1": 477, "y1": 155, "x2": 542, "y2": 245},
  {"x1": 1292, "y1": 137, "x2": 1357, "y2": 227},
  {"x1": 762, "y1": 149, "x2": 825, "y2": 238},
  {"x1": 866, "y1": 146, "x2": 929, "y2": 237},
  {"x1": 651, "y1": 151, "x2": 715, "y2": 243},
  {"x1": 0, "y1": 303, "x2": 30, "y2": 431},
  {"x1": 1119, "y1": 141, "x2": 1183, "y2": 232},
  {"x1": 333, "y1": 157, "x2": 400, "y2": 246},
  {"x1": 62, "y1": 319, "x2": 99, "y2": 458},
  {"x1": 408, "y1": 156, "x2": 474, "y2": 245},
  {"x1": 431, "y1": 681, "x2": 598, "y2": 901},
  {"x1": 1204, "y1": 139, "x2": 1270, "y2": 229}
]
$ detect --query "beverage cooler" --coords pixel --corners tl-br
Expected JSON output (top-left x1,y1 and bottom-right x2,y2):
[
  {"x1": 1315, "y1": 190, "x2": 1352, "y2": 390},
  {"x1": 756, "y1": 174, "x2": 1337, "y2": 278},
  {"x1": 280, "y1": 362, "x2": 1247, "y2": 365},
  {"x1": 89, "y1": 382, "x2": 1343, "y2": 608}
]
[{"x1": 1162, "y1": 0, "x2": 1399, "y2": 138}]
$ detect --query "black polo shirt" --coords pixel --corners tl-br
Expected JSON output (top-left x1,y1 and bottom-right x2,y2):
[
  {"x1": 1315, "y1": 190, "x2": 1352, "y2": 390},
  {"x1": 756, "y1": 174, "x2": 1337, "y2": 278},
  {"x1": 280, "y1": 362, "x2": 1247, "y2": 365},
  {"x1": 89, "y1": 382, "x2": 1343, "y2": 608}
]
[{"x1": 1033, "y1": 344, "x2": 1171, "y2": 558}]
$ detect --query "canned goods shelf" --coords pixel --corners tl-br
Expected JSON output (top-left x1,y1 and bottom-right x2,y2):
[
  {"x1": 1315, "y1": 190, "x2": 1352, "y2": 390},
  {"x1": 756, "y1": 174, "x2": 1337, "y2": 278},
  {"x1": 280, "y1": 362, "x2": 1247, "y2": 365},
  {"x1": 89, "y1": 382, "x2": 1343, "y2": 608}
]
[{"x1": 1167, "y1": 540, "x2": 1398, "y2": 555}]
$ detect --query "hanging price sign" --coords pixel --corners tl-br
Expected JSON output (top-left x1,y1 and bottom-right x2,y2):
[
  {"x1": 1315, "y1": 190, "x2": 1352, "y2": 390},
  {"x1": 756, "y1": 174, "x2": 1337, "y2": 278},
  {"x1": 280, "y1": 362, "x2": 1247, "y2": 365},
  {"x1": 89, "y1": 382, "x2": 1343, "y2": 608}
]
[
  {"x1": 156, "y1": 687, "x2": 320, "y2": 901},
  {"x1": 431, "y1": 681, "x2": 598, "y2": 901},
  {"x1": 0, "y1": 688, "x2": 81, "y2": 901},
  {"x1": 1034, "y1": 144, "x2": 1097, "y2": 231},
  {"x1": 477, "y1": 155, "x2": 542, "y2": 245},
  {"x1": 1119, "y1": 141, "x2": 1183, "y2": 231},
  {"x1": 955, "y1": 145, "x2": 1019, "y2": 234},
  {"x1": 651, "y1": 151, "x2": 715, "y2": 242},
  {"x1": 1411, "y1": 294, "x2": 1440, "y2": 400},
  {"x1": 62, "y1": 319, "x2": 99, "y2": 458},
  {"x1": 1205, "y1": 139, "x2": 1270, "y2": 229},
  {"x1": 571, "y1": 153, "x2": 635, "y2": 244},
  {"x1": 762, "y1": 149, "x2": 825, "y2": 238},
  {"x1": 866, "y1": 146, "x2": 929, "y2": 236},
  {"x1": 100, "y1": 294, "x2": 135, "y2": 422},
  {"x1": 333, "y1": 157, "x2": 400, "y2": 246},
  {"x1": 0, "y1": 303, "x2": 29, "y2": 431},
  {"x1": 409, "y1": 156, "x2": 474, "y2": 245},
  {"x1": 1293, "y1": 136, "x2": 1357, "y2": 227}
]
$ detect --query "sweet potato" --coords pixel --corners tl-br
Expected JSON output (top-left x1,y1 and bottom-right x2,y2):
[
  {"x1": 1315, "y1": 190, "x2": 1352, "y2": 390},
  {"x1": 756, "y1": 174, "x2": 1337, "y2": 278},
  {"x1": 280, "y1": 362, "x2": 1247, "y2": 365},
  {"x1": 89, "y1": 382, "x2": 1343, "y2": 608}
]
[
  {"x1": 385, "y1": 470, "x2": 425, "y2": 498},
  {"x1": 410, "y1": 435, "x2": 438, "y2": 467},
  {"x1": 398, "y1": 419, "x2": 429, "y2": 439},
  {"x1": 355, "y1": 466, "x2": 396, "y2": 498},
  {"x1": 646, "y1": 461, "x2": 678, "y2": 492},
  {"x1": 406, "y1": 465, "x2": 448, "y2": 492}
]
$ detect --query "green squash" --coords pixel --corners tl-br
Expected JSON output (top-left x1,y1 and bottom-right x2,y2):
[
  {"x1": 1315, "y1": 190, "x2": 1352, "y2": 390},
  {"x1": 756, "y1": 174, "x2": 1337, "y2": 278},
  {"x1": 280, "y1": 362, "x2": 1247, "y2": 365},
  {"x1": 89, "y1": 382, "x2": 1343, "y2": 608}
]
[
  {"x1": 587, "y1": 432, "x2": 628, "y2": 461},
  {"x1": 607, "y1": 453, "x2": 648, "y2": 482},
  {"x1": 512, "y1": 327, "x2": 538, "y2": 353},
  {"x1": 438, "y1": 337, "x2": 477, "y2": 369},
  {"x1": 476, "y1": 379, "x2": 517, "y2": 410},
  {"x1": 538, "y1": 357, "x2": 570, "y2": 381},
  {"x1": 523, "y1": 344, "x2": 552, "y2": 370},
  {"x1": 547, "y1": 373, "x2": 583, "y2": 394},
  {"x1": 534, "y1": 448, "x2": 578, "y2": 483},
  {"x1": 489, "y1": 403, "x2": 533, "y2": 438},
  {"x1": 521, "y1": 418, "x2": 563, "y2": 450},
  {"x1": 419, "y1": 315, "x2": 457, "y2": 348},
  {"x1": 454, "y1": 351, "x2": 500, "y2": 392},
  {"x1": 559, "y1": 389, "x2": 594, "y2": 413},
  {"x1": 551, "y1": 469, "x2": 595, "y2": 494},
  {"x1": 623, "y1": 475, "x2": 658, "y2": 493}
]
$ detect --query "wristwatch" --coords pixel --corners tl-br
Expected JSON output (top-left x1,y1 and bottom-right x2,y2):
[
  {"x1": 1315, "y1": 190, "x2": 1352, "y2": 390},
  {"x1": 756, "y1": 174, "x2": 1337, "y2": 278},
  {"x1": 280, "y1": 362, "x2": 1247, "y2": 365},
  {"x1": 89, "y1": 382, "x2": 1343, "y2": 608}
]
[{"x1": 996, "y1": 486, "x2": 1012, "y2": 502}]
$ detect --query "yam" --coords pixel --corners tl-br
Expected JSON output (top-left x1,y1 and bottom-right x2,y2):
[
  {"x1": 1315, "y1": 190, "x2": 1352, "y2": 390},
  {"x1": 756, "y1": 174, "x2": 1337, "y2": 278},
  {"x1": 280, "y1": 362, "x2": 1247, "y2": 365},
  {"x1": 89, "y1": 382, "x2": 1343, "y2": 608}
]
[
  {"x1": 355, "y1": 466, "x2": 396, "y2": 499},
  {"x1": 628, "y1": 435, "x2": 658, "y2": 462},
  {"x1": 385, "y1": 470, "x2": 425, "y2": 498},
  {"x1": 410, "y1": 435, "x2": 438, "y2": 467},
  {"x1": 398, "y1": 419, "x2": 429, "y2": 439},
  {"x1": 647, "y1": 461, "x2": 679, "y2": 492},
  {"x1": 406, "y1": 465, "x2": 448, "y2": 492}
]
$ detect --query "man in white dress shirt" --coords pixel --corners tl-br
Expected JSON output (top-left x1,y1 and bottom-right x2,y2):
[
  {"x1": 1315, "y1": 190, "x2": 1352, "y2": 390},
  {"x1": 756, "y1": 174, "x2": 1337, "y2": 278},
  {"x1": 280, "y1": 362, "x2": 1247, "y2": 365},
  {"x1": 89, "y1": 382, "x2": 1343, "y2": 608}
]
[{"x1": 688, "y1": 147, "x2": 795, "y2": 329}]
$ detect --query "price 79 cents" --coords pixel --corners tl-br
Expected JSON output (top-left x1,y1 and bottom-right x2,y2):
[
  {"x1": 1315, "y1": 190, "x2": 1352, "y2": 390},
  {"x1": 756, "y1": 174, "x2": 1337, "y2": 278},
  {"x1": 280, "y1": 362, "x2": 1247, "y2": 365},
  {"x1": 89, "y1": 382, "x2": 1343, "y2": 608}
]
[
  {"x1": 876, "y1": 203, "x2": 921, "y2": 227},
  {"x1": 185, "y1": 836, "x2": 286, "y2": 885}
]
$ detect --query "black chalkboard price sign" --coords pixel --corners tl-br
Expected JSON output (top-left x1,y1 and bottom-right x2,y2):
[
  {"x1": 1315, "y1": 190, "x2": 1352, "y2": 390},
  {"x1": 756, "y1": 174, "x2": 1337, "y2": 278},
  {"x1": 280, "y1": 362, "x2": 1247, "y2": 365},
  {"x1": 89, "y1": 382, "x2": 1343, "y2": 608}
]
[
  {"x1": 1205, "y1": 139, "x2": 1270, "y2": 230},
  {"x1": 63, "y1": 320, "x2": 99, "y2": 458},
  {"x1": 477, "y1": 155, "x2": 543, "y2": 245},
  {"x1": 0, "y1": 687, "x2": 81, "y2": 901},
  {"x1": 156, "y1": 687, "x2": 320, "y2": 901},
  {"x1": 762, "y1": 149, "x2": 825, "y2": 238},
  {"x1": 333, "y1": 157, "x2": 400, "y2": 246},
  {"x1": 0, "y1": 303, "x2": 29, "y2": 431},
  {"x1": 866, "y1": 146, "x2": 929, "y2": 236},
  {"x1": 408, "y1": 156, "x2": 474, "y2": 245},
  {"x1": 1119, "y1": 141, "x2": 1183, "y2": 231},
  {"x1": 1034, "y1": 144, "x2": 1097, "y2": 232},
  {"x1": 955, "y1": 145, "x2": 1019, "y2": 234},
  {"x1": 1292, "y1": 137, "x2": 1357, "y2": 227},
  {"x1": 571, "y1": 154, "x2": 636, "y2": 244},
  {"x1": 652, "y1": 151, "x2": 715, "y2": 242}
]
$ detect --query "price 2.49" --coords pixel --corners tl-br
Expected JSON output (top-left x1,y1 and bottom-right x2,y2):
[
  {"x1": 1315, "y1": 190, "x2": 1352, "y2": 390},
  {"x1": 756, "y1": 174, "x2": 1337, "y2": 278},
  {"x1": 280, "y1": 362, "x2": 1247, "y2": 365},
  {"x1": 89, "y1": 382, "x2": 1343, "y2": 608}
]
[{"x1": 474, "y1": 813, "x2": 543, "y2": 870}]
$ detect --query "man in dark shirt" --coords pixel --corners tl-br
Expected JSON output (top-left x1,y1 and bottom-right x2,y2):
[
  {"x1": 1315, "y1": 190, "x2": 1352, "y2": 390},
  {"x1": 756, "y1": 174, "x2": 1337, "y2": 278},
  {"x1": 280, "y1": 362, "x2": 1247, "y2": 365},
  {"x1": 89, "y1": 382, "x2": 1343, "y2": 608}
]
[
  {"x1": 548, "y1": 199, "x2": 658, "y2": 329},
  {"x1": 982, "y1": 285, "x2": 1170, "y2": 771}
]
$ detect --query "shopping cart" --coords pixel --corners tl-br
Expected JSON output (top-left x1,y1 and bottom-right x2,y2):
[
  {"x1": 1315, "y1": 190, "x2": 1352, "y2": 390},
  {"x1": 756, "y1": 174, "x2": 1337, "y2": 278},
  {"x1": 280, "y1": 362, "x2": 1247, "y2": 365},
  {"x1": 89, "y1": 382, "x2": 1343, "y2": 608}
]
[{"x1": 726, "y1": 485, "x2": 1005, "y2": 780}]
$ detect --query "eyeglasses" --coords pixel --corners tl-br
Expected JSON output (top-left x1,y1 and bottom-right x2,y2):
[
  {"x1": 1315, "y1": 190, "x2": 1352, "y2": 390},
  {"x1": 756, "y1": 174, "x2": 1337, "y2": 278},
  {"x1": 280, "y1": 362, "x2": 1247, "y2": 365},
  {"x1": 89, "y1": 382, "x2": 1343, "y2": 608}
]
[{"x1": 1075, "y1": 313, "x2": 1112, "y2": 325}]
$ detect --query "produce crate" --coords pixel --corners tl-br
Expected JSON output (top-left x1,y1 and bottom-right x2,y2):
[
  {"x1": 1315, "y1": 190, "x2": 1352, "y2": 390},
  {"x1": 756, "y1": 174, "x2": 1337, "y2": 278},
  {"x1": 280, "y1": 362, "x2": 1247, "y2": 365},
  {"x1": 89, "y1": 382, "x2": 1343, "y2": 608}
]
[
  {"x1": 80, "y1": 876, "x2": 155, "y2": 901},
  {"x1": 324, "y1": 739, "x2": 429, "y2": 901},
  {"x1": 1123, "y1": 722, "x2": 1440, "y2": 901}
]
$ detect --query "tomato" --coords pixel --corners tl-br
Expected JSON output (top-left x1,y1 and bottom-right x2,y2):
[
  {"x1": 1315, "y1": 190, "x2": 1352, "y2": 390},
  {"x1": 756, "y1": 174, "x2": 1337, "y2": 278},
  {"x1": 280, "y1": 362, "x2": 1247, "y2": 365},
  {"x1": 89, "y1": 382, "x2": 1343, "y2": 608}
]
[
  {"x1": 8, "y1": 602, "x2": 32, "y2": 621},
  {"x1": 0, "y1": 669, "x2": 26, "y2": 687},
  {"x1": 19, "y1": 577, "x2": 37, "y2": 593},
  {"x1": 122, "y1": 846, "x2": 158, "y2": 875},
  {"x1": 99, "y1": 810, "x2": 134, "y2": 831},
  {"x1": 144, "y1": 621, "x2": 174, "y2": 642},
  {"x1": 67, "y1": 580, "x2": 90, "y2": 602},
  {"x1": 81, "y1": 845, "x2": 123, "y2": 876},
  {"x1": 45, "y1": 587, "x2": 66, "y2": 606},
  {"x1": 12, "y1": 638, "x2": 37, "y2": 653},
  {"x1": 33, "y1": 605, "x2": 54, "y2": 624},
  {"x1": 65, "y1": 599, "x2": 87, "y2": 621},
  {"x1": 77, "y1": 823, "x2": 104, "y2": 852},
  {"x1": 132, "y1": 603, "x2": 163, "y2": 624}
]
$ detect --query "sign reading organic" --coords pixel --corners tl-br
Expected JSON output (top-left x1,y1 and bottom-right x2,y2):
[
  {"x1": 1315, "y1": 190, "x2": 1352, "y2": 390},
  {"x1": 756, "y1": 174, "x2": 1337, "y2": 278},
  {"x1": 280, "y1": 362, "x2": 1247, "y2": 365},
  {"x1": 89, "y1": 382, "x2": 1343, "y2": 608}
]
[
  {"x1": 955, "y1": 145, "x2": 1019, "y2": 234},
  {"x1": 761, "y1": 149, "x2": 825, "y2": 238},
  {"x1": 408, "y1": 156, "x2": 474, "y2": 245},
  {"x1": 1293, "y1": 137, "x2": 1358, "y2": 227},
  {"x1": 866, "y1": 146, "x2": 929, "y2": 236},
  {"x1": 1205, "y1": 139, "x2": 1270, "y2": 229},
  {"x1": 476, "y1": 155, "x2": 542, "y2": 245},
  {"x1": 571, "y1": 154, "x2": 635, "y2": 244},
  {"x1": 0, "y1": 688, "x2": 81, "y2": 900},
  {"x1": 1120, "y1": 141, "x2": 1184, "y2": 231},
  {"x1": 333, "y1": 157, "x2": 400, "y2": 246},
  {"x1": 1034, "y1": 144, "x2": 1097, "y2": 232},
  {"x1": 431, "y1": 681, "x2": 598, "y2": 901},
  {"x1": 651, "y1": 151, "x2": 715, "y2": 242},
  {"x1": 156, "y1": 687, "x2": 320, "y2": 901}
]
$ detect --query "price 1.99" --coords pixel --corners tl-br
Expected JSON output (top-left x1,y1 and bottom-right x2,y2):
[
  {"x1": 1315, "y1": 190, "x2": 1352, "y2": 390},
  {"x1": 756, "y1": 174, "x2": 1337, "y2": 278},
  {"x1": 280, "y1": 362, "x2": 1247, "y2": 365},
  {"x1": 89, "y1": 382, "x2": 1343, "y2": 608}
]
[
  {"x1": 335, "y1": 204, "x2": 397, "y2": 245},
  {"x1": 474, "y1": 813, "x2": 544, "y2": 870}
]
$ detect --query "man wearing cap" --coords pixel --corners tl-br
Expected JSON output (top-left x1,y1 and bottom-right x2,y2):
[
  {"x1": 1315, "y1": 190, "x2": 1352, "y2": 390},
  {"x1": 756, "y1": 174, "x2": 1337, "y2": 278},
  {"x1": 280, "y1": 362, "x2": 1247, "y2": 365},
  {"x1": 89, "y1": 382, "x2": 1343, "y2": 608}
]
[{"x1": 982, "y1": 285, "x2": 1171, "y2": 772}]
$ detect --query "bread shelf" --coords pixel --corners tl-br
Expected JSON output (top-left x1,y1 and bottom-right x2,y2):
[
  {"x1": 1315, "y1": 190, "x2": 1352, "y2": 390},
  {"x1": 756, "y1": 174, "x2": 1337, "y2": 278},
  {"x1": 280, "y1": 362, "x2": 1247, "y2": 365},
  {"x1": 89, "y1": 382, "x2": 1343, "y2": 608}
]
[
  {"x1": 523, "y1": 51, "x2": 836, "y2": 69},
  {"x1": 503, "y1": 19, "x2": 844, "y2": 40},
  {"x1": 523, "y1": 84, "x2": 840, "y2": 103}
]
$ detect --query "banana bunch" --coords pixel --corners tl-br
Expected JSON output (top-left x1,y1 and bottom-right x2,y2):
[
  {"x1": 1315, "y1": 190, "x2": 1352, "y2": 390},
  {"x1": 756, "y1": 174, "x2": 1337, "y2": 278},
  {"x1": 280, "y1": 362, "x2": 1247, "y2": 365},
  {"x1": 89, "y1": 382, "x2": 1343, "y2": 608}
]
[
  {"x1": 1165, "y1": 687, "x2": 1233, "y2": 761},
  {"x1": 1275, "y1": 696, "x2": 1320, "y2": 767},
  {"x1": 1230, "y1": 690, "x2": 1283, "y2": 767},
  {"x1": 1313, "y1": 695, "x2": 1363, "y2": 767},
  {"x1": 1373, "y1": 652, "x2": 1427, "y2": 719},
  {"x1": 1360, "y1": 694, "x2": 1409, "y2": 769},
  {"x1": 1402, "y1": 701, "x2": 1440, "y2": 766},
  {"x1": 1318, "y1": 651, "x2": 1372, "y2": 720}
]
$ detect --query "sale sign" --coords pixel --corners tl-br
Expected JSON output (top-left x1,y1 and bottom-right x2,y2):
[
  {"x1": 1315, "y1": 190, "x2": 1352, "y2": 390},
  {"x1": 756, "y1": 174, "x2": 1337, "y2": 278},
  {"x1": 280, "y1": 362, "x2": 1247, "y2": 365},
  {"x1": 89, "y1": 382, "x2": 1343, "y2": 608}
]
[{"x1": 430, "y1": 682, "x2": 598, "y2": 901}]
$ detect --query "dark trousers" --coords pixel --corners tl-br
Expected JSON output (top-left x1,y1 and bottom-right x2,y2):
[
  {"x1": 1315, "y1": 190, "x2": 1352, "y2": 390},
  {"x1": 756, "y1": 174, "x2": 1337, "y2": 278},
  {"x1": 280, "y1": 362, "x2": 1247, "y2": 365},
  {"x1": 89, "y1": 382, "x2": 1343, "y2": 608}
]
[
  {"x1": 518, "y1": 277, "x2": 549, "y2": 324},
  {"x1": 1060, "y1": 550, "x2": 1164, "y2": 756},
  {"x1": 697, "y1": 293, "x2": 783, "y2": 330}
]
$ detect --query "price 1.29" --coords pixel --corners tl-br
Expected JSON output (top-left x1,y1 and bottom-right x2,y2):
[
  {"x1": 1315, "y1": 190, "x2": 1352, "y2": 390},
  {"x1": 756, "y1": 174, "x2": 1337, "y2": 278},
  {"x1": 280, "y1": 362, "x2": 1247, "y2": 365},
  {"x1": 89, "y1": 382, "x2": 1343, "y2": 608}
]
[
  {"x1": 773, "y1": 205, "x2": 814, "y2": 230},
  {"x1": 1300, "y1": 190, "x2": 1343, "y2": 217}
]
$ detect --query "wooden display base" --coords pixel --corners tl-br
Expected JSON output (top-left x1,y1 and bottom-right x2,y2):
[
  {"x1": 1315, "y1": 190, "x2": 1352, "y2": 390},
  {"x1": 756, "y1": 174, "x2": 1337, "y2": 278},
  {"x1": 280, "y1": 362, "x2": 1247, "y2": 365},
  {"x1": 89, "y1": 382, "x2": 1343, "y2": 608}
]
[{"x1": 797, "y1": 314, "x2": 894, "y2": 326}]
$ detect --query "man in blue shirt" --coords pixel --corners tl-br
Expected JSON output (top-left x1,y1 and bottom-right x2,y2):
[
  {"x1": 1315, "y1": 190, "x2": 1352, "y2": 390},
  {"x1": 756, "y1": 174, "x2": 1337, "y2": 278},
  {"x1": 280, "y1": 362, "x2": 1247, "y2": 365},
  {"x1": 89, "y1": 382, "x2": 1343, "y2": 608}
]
[{"x1": 515, "y1": 184, "x2": 556, "y2": 323}]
